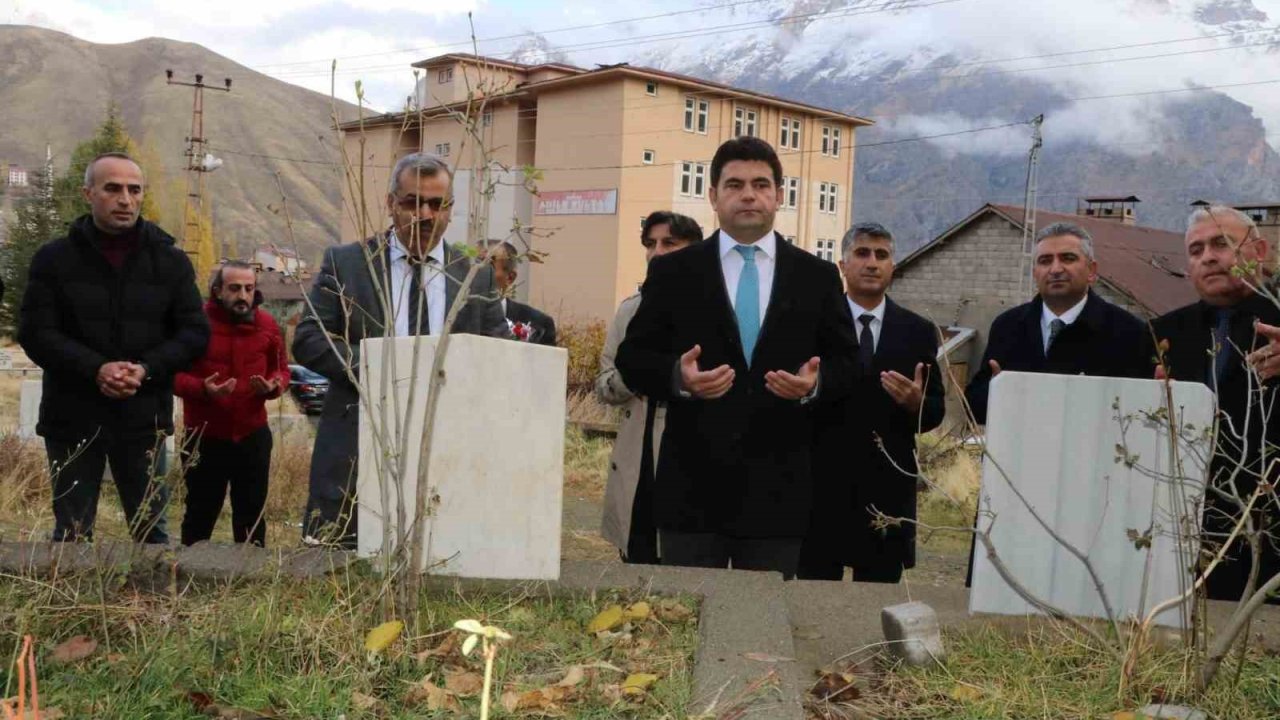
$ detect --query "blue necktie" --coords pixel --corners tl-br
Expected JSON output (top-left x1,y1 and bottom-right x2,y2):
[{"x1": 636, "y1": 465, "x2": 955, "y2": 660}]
[
  {"x1": 1211, "y1": 308, "x2": 1234, "y2": 386},
  {"x1": 734, "y1": 245, "x2": 760, "y2": 364}
]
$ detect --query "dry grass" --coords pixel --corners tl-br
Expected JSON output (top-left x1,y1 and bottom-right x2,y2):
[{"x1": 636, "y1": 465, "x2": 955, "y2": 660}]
[
  {"x1": 566, "y1": 389, "x2": 620, "y2": 427},
  {"x1": 808, "y1": 621, "x2": 1280, "y2": 719},
  {"x1": 915, "y1": 432, "x2": 981, "y2": 556},
  {"x1": 564, "y1": 425, "x2": 612, "y2": 500},
  {"x1": 558, "y1": 319, "x2": 607, "y2": 396}
]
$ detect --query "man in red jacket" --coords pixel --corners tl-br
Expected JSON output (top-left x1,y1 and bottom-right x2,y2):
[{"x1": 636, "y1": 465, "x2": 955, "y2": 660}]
[{"x1": 175, "y1": 261, "x2": 289, "y2": 546}]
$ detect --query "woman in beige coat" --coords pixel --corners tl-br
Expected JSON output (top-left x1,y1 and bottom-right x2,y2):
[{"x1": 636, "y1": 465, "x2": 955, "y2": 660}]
[{"x1": 598, "y1": 212, "x2": 704, "y2": 563}]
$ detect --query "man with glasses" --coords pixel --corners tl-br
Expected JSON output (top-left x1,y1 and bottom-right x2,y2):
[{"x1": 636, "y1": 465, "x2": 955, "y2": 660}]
[{"x1": 293, "y1": 152, "x2": 510, "y2": 547}]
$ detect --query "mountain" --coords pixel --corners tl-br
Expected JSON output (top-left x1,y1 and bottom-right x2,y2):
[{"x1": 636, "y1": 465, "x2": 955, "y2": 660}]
[
  {"x1": 624, "y1": 0, "x2": 1280, "y2": 252},
  {"x1": 0, "y1": 25, "x2": 362, "y2": 263}
]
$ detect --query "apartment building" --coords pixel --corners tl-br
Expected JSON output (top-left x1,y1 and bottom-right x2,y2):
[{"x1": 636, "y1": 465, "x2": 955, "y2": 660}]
[{"x1": 339, "y1": 53, "x2": 871, "y2": 322}]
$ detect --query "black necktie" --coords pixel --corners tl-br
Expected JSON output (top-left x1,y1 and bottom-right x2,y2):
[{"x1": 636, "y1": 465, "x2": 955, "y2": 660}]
[
  {"x1": 858, "y1": 314, "x2": 876, "y2": 371},
  {"x1": 407, "y1": 256, "x2": 432, "y2": 335},
  {"x1": 1211, "y1": 308, "x2": 1235, "y2": 386}
]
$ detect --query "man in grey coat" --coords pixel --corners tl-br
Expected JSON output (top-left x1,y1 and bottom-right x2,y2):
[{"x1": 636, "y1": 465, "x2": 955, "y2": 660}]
[
  {"x1": 293, "y1": 152, "x2": 510, "y2": 546},
  {"x1": 598, "y1": 211, "x2": 704, "y2": 563}
]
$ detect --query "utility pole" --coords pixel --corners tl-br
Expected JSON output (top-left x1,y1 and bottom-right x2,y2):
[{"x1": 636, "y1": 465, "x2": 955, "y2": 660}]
[
  {"x1": 166, "y1": 70, "x2": 230, "y2": 277},
  {"x1": 1018, "y1": 114, "x2": 1045, "y2": 299}
]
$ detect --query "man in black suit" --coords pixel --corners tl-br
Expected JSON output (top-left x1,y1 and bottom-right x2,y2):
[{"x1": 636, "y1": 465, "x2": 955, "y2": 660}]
[
  {"x1": 293, "y1": 152, "x2": 511, "y2": 546},
  {"x1": 484, "y1": 240, "x2": 557, "y2": 346},
  {"x1": 615, "y1": 136, "x2": 859, "y2": 577},
  {"x1": 964, "y1": 222, "x2": 1150, "y2": 424},
  {"x1": 799, "y1": 223, "x2": 946, "y2": 583},
  {"x1": 1151, "y1": 205, "x2": 1280, "y2": 604}
]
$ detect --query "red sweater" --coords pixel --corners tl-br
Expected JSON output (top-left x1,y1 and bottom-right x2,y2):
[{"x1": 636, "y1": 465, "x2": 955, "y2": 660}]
[{"x1": 175, "y1": 300, "x2": 290, "y2": 442}]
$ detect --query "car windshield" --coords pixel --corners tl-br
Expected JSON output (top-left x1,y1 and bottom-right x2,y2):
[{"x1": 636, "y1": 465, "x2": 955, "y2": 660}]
[{"x1": 290, "y1": 365, "x2": 327, "y2": 383}]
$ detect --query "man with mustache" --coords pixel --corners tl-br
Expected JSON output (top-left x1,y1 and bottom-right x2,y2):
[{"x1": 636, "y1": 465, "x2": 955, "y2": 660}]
[
  {"x1": 964, "y1": 222, "x2": 1150, "y2": 423},
  {"x1": 799, "y1": 222, "x2": 945, "y2": 583},
  {"x1": 1150, "y1": 205, "x2": 1280, "y2": 604},
  {"x1": 293, "y1": 152, "x2": 510, "y2": 547},
  {"x1": 18, "y1": 152, "x2": 209, "y2": 544},
  {"x1": 174, "y1": 261, "x2": 289, "y2": 547}
]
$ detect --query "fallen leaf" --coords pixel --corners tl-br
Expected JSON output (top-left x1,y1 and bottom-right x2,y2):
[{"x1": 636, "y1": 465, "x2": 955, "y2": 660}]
[
  {"x1": 444, "y1": 670, "x2": 484, "y2": 697},
  {"x1": 414, "y1": 633, "x2": 459, "y2": 662},
  {"x1": 350, "y1": 691, "x2": 380, "y2": 711},
  {"x1": 811, "y1": 672, "x2": 861, "y2": 703},
  {"x1": 587, "y1": 605, "x2": 625, "y2": 634},
  {"x1": 743, "y1": 652, "x2": 794, "y2": 663},
  {"x1": 51, "y1": 635, "x2": 97, "y2": 663},
  {"x1": 202, "y1": 707, "x2": 276, "y2": 720},
  {"x1": 364, "y1": 620, "x2": 404, "y2": 655},
  {"x1": 405, "y1": 677, "x2": 460, "y2": 712},
  {"x1": 187, "y1": 691, "x2": 215, "y2": 711},
  {"x1": 622, "y1": 673, "x2": 660, "y2": 696},
  {"x1": 105, "y1": 653, "x2": 127, "y2": 665},
  {"x1": 949, "y1": 684, "x2": 983, "y2": 703},
  {"x1": 501, "y1": 685, "x2": 573, "y2": 712},
  {"x1": 623, "y1": 601, "x2": 651, "y2": 622},
  {"x1": 1109, "y1": 713, "x2": 1138, "y2": 720},
  {"x1": 557, "y1": 665, "x2": 586, "y2": 687},
  {"x1": 654, "y1": 599, "x2": 694, "y2": 622}
]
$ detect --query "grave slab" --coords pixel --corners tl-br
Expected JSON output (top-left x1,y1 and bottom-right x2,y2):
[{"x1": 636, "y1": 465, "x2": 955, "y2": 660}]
[
  {"x1": 972, "y1": 373, "x2": 1214, "y2": 627},
  {"x1": 357, "y1": 335, "x2": 567, "y2": 580}
]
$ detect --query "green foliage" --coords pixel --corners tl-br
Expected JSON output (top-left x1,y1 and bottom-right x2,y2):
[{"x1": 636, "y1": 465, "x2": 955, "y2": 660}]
[
  {"x1": 0, "y1": 164, "x2": 60, "y2": 331},
  {"x1": 52, "y1": 103, "x2": 161, "y2": 227}
]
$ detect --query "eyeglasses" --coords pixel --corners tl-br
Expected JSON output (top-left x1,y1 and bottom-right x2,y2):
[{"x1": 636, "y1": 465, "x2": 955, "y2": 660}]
[{"x1": 394, "y1": 194, "x2": 452, "y2": 212}]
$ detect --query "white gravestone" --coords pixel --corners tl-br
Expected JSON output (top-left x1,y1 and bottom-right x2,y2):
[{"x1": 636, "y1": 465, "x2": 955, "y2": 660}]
[
  {"x1": 969, "y1": 372, "x2": 1214, "y2": 627},
  {"x1": 357, "y1": 335, "x2": 567, "y2": 580}
]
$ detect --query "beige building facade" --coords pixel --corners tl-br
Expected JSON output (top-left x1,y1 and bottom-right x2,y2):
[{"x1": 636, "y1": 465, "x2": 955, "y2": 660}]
[{"x1": 341, "y1": 53, "x2": 870, "y2": 322}]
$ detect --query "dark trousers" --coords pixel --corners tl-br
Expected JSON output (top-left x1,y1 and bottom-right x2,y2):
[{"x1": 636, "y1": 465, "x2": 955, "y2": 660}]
[
  {"x1": 45, "y1": 434, "x2": 170, "y2": 544},
  {"x1": 660, "y1": 530, "x2": 802, "y2": 579},
  {"x1": 624, "y1": 402, "x2": 660, "y2": 564},
  {"x1": 181, "y1": 426, "x2": 272, "y2": 547}
]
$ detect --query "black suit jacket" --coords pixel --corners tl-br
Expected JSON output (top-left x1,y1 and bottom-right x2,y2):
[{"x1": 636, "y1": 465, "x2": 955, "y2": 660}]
[
  {"x1": 1151, "y1": 293, "x2": 1280, "y2": 603},
  {"x1": 505, "y1": 298, "x2": 557, "y2": 346},
  {"x1": 965, "y1": 289, "x2": 1150, "y2": 424},
  {"x1": 808, "y1": 297, "x2": 946, "y2": 571},
  {"x1": 615, "y1": 231, "x2": 859, "y2": 538}
]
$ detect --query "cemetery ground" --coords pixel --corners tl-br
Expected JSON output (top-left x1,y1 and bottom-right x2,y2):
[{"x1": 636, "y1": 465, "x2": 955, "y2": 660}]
[{"x1": 3, "y1": 369, "x2": 1280, "y2": 718}]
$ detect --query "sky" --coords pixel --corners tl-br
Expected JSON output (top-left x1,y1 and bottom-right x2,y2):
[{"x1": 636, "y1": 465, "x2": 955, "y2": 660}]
[{"x1": 6, "y1": 0, "x2": 1280, "y2": 156}]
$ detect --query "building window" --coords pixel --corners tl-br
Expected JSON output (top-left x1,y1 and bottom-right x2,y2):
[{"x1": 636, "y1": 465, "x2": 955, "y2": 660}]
[
  {"x1": 782, "y1": 177, "x2": 799, "y2": 209},
  {"x1": 780, "y1": 117, "x2": 791, "y2": 148},
  {"x1": 435, "y1": 142, "x2": 451, "y2": 157},
  {"x1": 680, "y1": 161, "x2": 708, "y2": 197},
  {"x1": 685, "y1": 96, "x2": 710, "y2": 134},
  {"x1": 822, "y1": 125, "x2": 842, "y2": 157},
  {"x1": 438, "y1": 68, "x2": 453, "y2": 84},
  {"x1": 815, "y1": 238, "x2": 835, "y2": 261},
  {"x1": 734, "y1": 106, "x2": 758, "y2": 137},
  {"x1": 788, "y1": 118, "x2": 801, "y2": 149},
  {"x1": 818, "y1": 182, "x2": 838, "y2": 214},
  {"x1": 481, "y1": 109, "x2": 493, "y2": 127},
  {"x1": 646, "y1": 81, "x2": 658, "y2": 96},
  {"x1": 642, "y1": 149, "x2": 655, "y2": 165}
]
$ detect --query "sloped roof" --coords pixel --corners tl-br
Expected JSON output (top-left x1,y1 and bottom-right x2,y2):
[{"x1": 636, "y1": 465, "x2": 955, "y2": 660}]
[{"x1": 898, "y1": 204, "x2": 1198, "y2": 316}]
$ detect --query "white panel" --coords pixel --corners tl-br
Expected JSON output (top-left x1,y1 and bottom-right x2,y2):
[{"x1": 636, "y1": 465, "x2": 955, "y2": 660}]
[
  {"x1": 357, "y1": 335, "x2": 567, "y2": 580},
  {"x1": 970, "y1": 372, "x2": 1213, "y2": 627}
]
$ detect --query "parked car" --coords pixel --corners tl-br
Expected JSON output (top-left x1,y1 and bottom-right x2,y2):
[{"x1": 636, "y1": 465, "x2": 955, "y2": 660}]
[{"x1": 288, "y1": 364, "x2": 329, "y2": 415}]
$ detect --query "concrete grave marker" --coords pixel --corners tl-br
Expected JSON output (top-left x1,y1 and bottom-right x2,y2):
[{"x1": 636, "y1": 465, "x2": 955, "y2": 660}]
[
  {"x1": 357, "y1": 335, "x2": 567, "y2": 580},
  {"x1": 970, "y1": 372, "x2": 1213, "y2": 628}
]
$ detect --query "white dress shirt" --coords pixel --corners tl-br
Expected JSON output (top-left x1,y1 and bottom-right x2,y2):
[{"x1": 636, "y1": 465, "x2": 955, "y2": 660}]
[
  {"x1": 719, "y1": 230, "x2": 776, "y2": 329},
  {"x1": 388, "y1": 230, "x2": 447, "y2": 337},
  {"x1": 1040, "y1": 294, "x2": 1088, "y2": 353},
  {"x1": 848, "y1": 296, "x2": 886, "y2": 352}
]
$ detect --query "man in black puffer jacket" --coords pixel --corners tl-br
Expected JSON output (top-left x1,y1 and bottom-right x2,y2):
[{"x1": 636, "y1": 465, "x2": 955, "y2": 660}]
[{"x1": 18, "y1": 152, "x2": 209, "y2": 543}]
